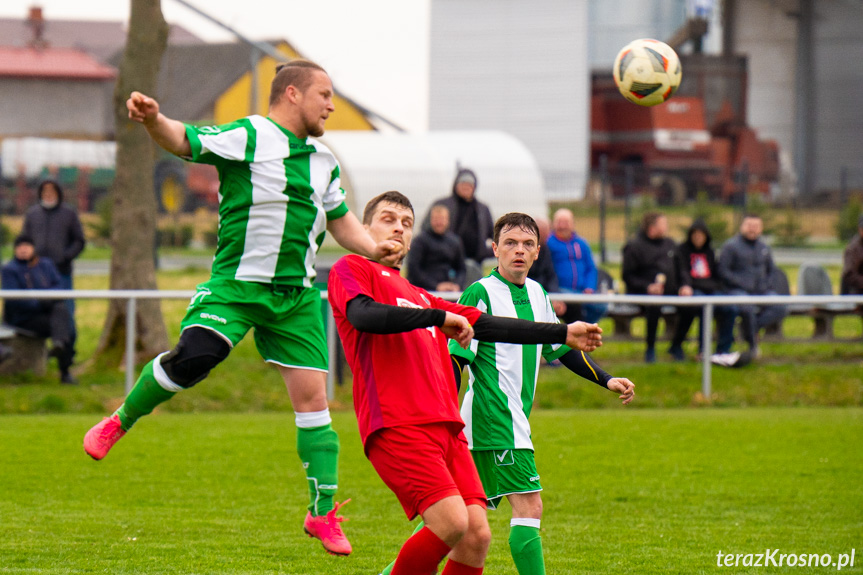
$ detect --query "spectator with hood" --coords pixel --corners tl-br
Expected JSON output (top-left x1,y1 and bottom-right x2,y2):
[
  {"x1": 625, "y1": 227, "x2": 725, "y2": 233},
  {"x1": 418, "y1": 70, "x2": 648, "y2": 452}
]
[
  {"x1": 669, "y1": 219, "x2": 735, "y2": 361},
  {"x1": 423, "y1": 167, "x2": 494, "y2": 284},
  {"x1": 22, "y1": 179, "x2": 86, "y2": 364}
]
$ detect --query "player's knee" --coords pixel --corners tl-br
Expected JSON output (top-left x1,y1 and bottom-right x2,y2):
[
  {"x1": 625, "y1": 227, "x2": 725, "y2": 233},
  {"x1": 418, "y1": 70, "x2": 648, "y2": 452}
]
[
  {"x1": 468, "y1": 521, "x2": 492, "y2": 554},
  {"x1": 160, "y1": 327, "x2": 230, "y2": 389}
]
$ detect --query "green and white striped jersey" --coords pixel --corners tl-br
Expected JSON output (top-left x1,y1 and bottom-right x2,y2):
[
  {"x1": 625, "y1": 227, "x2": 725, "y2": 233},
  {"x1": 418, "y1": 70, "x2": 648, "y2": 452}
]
[
  {"x1": 450, "y1": 269, "x2": 570, "y2": 451},
  {"x1": 184, "y1": 115, "x2": 349, "y2": 288}
]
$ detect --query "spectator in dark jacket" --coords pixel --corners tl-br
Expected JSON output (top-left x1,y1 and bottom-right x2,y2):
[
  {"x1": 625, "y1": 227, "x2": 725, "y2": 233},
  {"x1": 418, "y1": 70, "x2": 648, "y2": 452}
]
[
  {"x1": 840, "y1": 215, "x2": 863, "y2": 295},
  {"x1": 407, "y1": 204, "x2": 466, "y2": 292},
  {"x1": 422, "y1": 168, "x2": 494, "y2": 284},
  {"x1": 718, "y1": 214, "x2": 787, "y2": 357},
  {"x1": 622, "y1": 212, "x2": 677, "y2": 363},
  {"x1": 1, "y1": 234, "x2": 76, "y2": 383},
  {"x1": 668, "y1": 219, "x2": 735, "y2": 360},
  {"x1": 22, "y1": 180, "x2": 85, "y2": 362}
]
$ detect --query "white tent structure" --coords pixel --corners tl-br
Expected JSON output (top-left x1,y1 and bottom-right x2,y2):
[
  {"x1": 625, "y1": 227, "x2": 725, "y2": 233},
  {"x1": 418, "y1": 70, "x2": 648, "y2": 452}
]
[{"x1": 320, "y1": 130, "x2": 548, "y2": 241}]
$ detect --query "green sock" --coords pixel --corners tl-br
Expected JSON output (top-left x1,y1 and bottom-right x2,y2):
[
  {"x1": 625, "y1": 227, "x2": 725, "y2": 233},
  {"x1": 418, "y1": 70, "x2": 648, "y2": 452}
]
[
  {"x1": 380, "y1": 520, "x2": 425, "y2": 575},
  {"x1": 116, "y1": 359, "x2": 176, "y2": 431},
  {"x1": 296, "y1": 423, "x2": 340, "y2": 516},
  {"x1": 509, "y1": 523, "x2": 545, "y2": 575}
]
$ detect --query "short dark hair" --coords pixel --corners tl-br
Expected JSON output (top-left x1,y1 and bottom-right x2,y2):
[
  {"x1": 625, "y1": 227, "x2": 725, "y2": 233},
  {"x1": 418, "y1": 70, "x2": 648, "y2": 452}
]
[
  {"x1": 363, "y1": 191, "x2": 414, "y2": 225},
  {"x1": 640, "y1": 212, "x2": 665, "y2": 233},
  {"x1": 493, "y1": 213, "x2": 539, "y2": 244},
  {"x1": 270, "y1": 59, "x2": 327, "y2": 106}
]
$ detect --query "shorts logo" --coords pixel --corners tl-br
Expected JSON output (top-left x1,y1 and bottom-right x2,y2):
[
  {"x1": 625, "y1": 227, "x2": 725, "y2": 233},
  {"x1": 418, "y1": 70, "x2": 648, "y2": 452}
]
[
  {"x1": 494, "y1": 449, "x2": 514, "y2": 466},
  {"x1": 188, "y1": 287, "x2": 212, "y2": 308},
  {"x1": 200, "y1": 312, "x2": 227, "y2": 324},
  {"x1": 529, "y1": 475, "x2": 540, "y2": 482}
]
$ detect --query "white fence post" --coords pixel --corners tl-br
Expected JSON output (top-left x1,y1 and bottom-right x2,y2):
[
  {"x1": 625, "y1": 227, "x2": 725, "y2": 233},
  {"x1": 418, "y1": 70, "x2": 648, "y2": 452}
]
[{"x1": 125, "y1": 297, "x2": 137, "y2": 394}]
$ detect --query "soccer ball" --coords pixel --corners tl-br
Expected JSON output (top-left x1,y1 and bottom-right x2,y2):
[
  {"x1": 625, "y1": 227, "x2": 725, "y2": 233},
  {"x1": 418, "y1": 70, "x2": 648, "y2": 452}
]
[{"x1": 612, "y1": 38, "x2": 682, "y2": 107}]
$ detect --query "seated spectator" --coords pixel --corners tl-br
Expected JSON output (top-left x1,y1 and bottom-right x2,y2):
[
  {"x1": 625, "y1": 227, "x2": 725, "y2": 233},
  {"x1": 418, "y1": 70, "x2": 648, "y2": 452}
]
[
  {"x1": 547, "y1": 208, "x2": 607, "y2": 324},
  {"x1": 718, "y1": 214, "x2": 788, "y2": 358},
  {"x1": 528, "y1": 217, "x2": 567, "y2": 317},
  {"x1": 669, "y1": 219, "x2": 735, "y2": 361},
  {"x1": 840, "y1": 215, "x2": 863, "y2": 295},
  {"x1": 422, "y1": 167, "x2": 494, "y2": 284},
  {"x1": 407, "y1": 204, "x2": 466, "y2": 292},
  {"x1": 1, "y1": 234, "x2": 76, "y2": 383},
  {"x1": 622, "y1": 212, "x2": 678, "y2": 363}
]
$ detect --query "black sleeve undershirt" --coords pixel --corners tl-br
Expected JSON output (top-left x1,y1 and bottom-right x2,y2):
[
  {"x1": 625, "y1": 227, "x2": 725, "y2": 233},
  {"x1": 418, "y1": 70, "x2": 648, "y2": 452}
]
[
  {"x1": 558, "y1": 349, "x2": 612, "y2": 389},
  {"x1": 472, "y1": 314, "x2": 567, "y2": 344},
  {"x1": 345, "y1": 294, "x2": 446, "y2": 334}
]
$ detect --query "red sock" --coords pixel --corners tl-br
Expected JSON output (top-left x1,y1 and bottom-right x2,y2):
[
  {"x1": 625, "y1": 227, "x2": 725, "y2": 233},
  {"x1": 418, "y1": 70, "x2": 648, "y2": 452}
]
[
  {"x1": 441, "y1": 559, "x2": 483, "y2": 575},
  {"x1": 391, "y1": 526, "x2": 452, "y2": 575}
]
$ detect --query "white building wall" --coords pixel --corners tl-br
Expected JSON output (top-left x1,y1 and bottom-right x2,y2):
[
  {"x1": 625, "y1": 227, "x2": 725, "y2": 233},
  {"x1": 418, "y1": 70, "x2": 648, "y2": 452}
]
[
  {"x1": 429, "y1": 0, "x2": 591, "y2": 201},
  {"x1": 0, "y1": 79, "x2": 114, "y2": 138},
  {"x1": 732, "y1": 0, "x2": 863, "y2": 192},
  {"x1": 811, "y1": 1, "x2": 863, "y2": 191},
  {"x1": 731, "y1": 1, "x2": 798, "y2": 169}
]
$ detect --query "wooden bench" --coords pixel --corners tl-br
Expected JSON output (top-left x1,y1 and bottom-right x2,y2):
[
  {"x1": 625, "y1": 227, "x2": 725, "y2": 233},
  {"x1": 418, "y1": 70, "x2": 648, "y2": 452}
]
[
  {"x1": 0, "y1": 324, "x2": 47, "y2": 377},
  {"x1": 605, "y1": 303, "x2": 679, "y2": 340}
]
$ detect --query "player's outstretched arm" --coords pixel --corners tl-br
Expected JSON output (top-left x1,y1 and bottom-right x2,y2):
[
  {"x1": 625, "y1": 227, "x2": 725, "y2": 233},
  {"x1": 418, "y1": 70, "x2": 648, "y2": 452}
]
[
  {"x1": 127, "y1": 91, "x2": 191, "y2": 157},
  {"x1": 440, "y1": 311, "x2": 474, "y2": 349},
  {"x1": 327, "y1": 211, "x2": 403, "y2": 265}
]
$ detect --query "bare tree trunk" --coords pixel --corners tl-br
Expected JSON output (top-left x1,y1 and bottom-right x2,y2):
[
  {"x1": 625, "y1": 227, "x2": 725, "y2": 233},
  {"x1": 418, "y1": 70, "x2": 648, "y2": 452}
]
[{"x1": 94, "y1": 0, "x2": 170, "y2": 366}]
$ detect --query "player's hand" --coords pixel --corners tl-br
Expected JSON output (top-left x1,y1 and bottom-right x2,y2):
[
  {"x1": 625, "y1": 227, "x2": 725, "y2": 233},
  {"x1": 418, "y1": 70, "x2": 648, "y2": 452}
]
[
  {"x1": 565, "y1": 321, "x2": 602, "y2": 352},
  {"x1": 647, "y1": 282, "x2": 664, "y2": 295},
  {"x1": 441, "y1": 311, "x2": 474, "y2": 349},
  {"x1": 607, "y1": 377, "x2": 635, "y2": 405},
  {"x1": 127, "y1": 91, "x2": 160, "y2": 125},
  {"x1": 552, "y1": 300, "x2": 567, "y2": 316},
  {"x1": 372, "y1": 239, "x2": 404, "y2": 267}
]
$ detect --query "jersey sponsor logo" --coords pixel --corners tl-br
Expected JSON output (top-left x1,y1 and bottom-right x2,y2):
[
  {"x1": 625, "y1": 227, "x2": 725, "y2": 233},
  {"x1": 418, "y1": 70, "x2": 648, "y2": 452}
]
[
  {"x1": 188, "y1": 287, "x2": 212, "y2": 308},
  {"x1": 396, "y1": 297, "x2": 436, "y2": 337},
  {"x1": 494, "y1": 449, "x2": 514, "y2": 466},
  {"x1": 512, "y1": 298, "x2": 531, "y2": 306},
  {"x1": 200, "y1": 312, "x2": 227, "y2": 325}
]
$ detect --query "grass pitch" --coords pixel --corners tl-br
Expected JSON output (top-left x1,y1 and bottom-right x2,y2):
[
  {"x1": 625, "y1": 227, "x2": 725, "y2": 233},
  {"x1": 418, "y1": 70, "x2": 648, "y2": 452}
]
[{"x1": 1, "y1": 409, "x2": 860, "y2": 574}]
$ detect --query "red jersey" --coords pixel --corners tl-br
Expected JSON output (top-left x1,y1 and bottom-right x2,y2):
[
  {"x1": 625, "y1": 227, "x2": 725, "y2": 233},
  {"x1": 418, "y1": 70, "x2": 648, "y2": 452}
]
[{"x1": 327, "y1": 254, "x2": 483, "y2": 448}]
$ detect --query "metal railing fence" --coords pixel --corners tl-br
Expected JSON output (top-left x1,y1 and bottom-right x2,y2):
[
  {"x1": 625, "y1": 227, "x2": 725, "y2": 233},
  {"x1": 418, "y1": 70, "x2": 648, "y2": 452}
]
[{"x1": 2, "y1": 290, "x2": 862, "y2": 399}]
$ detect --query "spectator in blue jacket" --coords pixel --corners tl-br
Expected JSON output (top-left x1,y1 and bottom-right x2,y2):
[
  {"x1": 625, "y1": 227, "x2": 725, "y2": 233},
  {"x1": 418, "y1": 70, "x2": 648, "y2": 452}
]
[
  {"x1": 1, "y1": 234, "x2": 76, "y2": 383},
  {"x1": 547, "y1": 208, "x2": 607, "y2": 323}
]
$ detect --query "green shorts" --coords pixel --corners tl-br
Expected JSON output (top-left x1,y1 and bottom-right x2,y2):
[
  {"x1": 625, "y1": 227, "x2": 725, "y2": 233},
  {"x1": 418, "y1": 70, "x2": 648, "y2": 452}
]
[
  {"x1": 180, "y1": 278, "x2": 327, "y2": 371},
  {"x1": 471, "y1": 449, "x2": 542, "y2": 510}
]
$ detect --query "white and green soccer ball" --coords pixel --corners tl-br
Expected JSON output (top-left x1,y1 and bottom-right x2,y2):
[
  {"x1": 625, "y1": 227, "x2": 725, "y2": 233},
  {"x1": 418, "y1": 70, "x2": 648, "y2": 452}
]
[{"x1": 612, "y1": 38, "x2": 682, "y2": 107}]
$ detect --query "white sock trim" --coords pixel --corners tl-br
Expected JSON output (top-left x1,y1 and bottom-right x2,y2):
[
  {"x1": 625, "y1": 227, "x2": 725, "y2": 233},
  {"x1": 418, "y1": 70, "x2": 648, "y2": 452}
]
[
  {"x1": 152, "y1": 352, "x2": 184, "y2": 392},
  {"x1": 511, "y1": 518, "x2": 541, "y2": 529},
  {"x1": 295, "y1": 409, "x2": 332, "y2": 428}
]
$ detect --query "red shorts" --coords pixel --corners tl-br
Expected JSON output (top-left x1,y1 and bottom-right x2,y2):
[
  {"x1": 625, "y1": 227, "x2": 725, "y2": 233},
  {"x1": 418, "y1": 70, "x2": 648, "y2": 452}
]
[{"x1": 366, "y1": 422, "x2": 487, "y2": 520}]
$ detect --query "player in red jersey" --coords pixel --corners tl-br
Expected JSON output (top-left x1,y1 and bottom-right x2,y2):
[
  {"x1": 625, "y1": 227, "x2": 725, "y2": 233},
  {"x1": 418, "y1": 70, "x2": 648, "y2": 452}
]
[{"x1": 327, "y1": 191, "x2": 603, "y2": 575}]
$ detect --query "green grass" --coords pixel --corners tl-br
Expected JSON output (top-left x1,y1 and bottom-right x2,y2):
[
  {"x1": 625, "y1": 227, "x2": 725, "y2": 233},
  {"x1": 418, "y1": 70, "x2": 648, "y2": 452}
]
[{"x1": 0, "y1": 409, "x2": 860, "y2": 574}]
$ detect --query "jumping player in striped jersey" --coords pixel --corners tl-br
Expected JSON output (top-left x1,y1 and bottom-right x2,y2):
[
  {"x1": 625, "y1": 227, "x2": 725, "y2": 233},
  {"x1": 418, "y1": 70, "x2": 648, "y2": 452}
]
[
  {"x1": 82, "y1": 60, "x2": 402, "y2": 556},
  {"x1": 379, "y1": 212, "x2": 634, "y2": 575}
]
